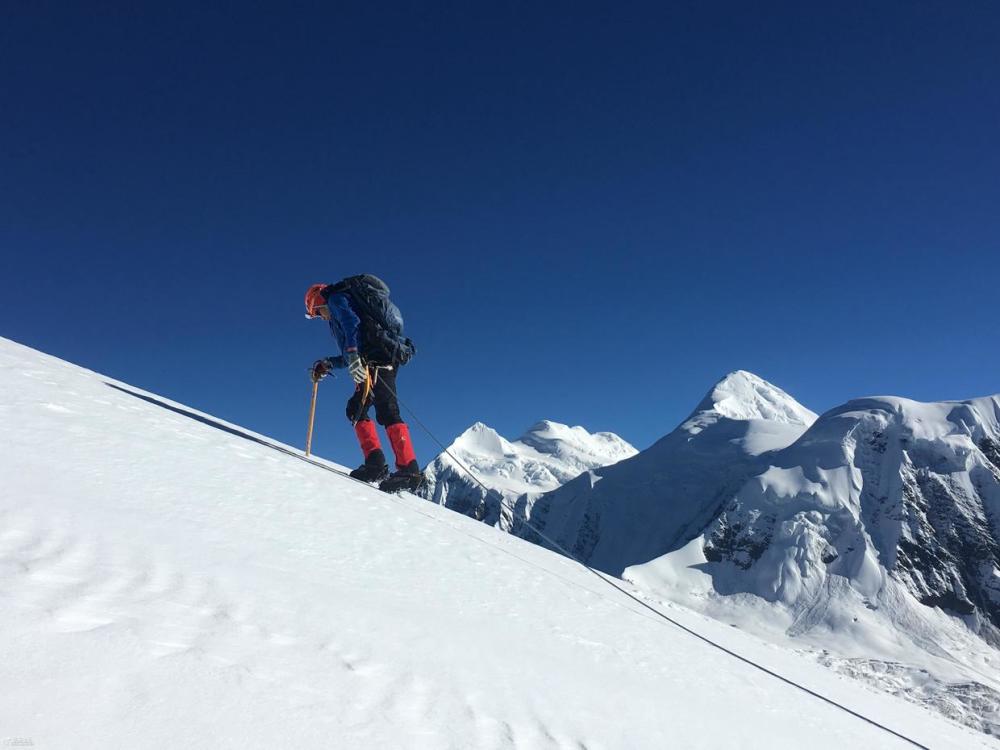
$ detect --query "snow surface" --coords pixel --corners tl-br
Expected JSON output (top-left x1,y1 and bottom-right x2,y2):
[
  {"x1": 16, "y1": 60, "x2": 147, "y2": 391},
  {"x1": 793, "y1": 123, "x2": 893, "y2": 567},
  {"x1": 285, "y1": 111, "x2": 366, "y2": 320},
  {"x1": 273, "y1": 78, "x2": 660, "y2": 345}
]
[{"x1": 0, "y1": 336, "x2": 988, "y2": 749}]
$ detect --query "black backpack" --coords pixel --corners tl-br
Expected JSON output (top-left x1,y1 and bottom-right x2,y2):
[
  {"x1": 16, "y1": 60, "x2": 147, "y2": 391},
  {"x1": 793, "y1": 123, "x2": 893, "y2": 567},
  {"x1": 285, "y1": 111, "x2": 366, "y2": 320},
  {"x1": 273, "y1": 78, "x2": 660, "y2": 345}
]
[{"x1": 331, "y1": 274, "x2": 416, "y2": 366}]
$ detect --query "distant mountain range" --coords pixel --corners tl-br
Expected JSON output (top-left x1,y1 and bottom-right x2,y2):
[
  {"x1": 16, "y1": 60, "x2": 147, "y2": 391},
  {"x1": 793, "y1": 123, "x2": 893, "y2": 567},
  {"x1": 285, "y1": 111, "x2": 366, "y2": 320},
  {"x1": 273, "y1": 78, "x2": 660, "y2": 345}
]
[
  {"x1": 423, "y1": 370, "x2": 1000, "y2": 735},
  {"x1": 420, "y1": 420, "x2": 636, "y2": 527}
]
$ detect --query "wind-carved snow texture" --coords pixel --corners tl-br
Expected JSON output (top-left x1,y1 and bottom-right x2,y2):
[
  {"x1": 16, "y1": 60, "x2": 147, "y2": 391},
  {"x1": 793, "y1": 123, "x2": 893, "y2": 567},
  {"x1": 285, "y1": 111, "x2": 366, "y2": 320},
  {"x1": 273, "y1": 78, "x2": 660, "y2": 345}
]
[
  {"x1": 9, "y1": 338, "x2": 988, "y2": 749},
  {"x1": 419, "y1": 420, "x2": 636, "y2": 529}
]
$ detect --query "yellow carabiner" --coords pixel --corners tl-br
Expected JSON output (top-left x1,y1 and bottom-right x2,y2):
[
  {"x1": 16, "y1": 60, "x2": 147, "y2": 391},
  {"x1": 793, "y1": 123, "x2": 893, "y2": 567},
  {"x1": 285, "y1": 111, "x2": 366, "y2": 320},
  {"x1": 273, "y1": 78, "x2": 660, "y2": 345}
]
[{"x1": 361, "y1": 366, "x2": 373, "y2": 404}]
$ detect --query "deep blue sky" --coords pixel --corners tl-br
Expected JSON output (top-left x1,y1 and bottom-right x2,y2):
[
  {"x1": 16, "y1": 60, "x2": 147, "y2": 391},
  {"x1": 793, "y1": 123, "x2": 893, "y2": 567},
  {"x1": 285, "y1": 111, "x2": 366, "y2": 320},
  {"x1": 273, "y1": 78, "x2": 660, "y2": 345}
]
[{"x1": 3, "y1": 2, "x2": 998, "y2": 464}]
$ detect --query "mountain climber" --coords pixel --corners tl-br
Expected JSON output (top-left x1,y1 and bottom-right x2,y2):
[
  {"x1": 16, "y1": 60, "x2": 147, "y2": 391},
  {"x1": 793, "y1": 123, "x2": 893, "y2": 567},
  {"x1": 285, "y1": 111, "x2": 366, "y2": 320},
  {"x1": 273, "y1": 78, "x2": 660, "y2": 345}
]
[{"x1": 304, "y1": 275, "x2": 423, "y2": 493}]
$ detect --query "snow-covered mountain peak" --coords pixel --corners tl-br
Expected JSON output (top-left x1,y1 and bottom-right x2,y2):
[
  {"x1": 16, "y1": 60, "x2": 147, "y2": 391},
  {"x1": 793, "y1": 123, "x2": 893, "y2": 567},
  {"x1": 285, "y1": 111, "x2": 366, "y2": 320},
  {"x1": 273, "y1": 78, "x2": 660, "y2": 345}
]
[
  {"x1": 422, "y1": 420, "x2": 637, "y2": 527},
  {"x1": 794, "y1": 394, "x2": 1000, "y2": 470},
  {"x1": 518, "y1": 419, "x2": 637, "y2": 465},
  {"x1": 516, "y1": 372, "x2": 820, "y2": 578},
  {"x1": 689, "y1": 370, "x2": 819, "y2": 427},
  {"x1": 521, "y1": 419, "x2": 576, "y2": 440},
  {"x1": 451, "y1": 421, "x2": 516, "y2": 457}
]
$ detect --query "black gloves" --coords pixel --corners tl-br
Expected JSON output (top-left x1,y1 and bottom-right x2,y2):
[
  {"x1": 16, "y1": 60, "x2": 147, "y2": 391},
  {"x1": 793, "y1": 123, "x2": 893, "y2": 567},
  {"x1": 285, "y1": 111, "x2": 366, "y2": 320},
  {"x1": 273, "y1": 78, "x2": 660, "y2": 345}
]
[{"x1": 310, "y1": 358, "x2": 333, "y2": 383}]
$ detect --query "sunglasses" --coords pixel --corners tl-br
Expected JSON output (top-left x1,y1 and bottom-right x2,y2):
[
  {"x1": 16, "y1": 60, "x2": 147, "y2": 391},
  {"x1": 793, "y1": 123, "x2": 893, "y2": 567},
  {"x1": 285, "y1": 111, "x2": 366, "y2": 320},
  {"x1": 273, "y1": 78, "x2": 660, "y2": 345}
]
[{"x1": 305, "y1": 305, "x2": 329, "y2": 319}]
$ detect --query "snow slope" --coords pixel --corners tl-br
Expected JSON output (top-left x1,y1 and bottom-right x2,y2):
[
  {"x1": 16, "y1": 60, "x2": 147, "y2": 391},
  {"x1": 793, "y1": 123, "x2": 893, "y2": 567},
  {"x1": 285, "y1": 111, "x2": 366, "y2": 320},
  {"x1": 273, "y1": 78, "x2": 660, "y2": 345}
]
[
  {"x1": 420, "y1": 420, "x2": 636, "y2": 527},
  {"x1": 515, "y1": 371, "x2": 817, "y2": 574},
  {"x1": 0, "y1": 337, "x2": 988, "y2": 749}
]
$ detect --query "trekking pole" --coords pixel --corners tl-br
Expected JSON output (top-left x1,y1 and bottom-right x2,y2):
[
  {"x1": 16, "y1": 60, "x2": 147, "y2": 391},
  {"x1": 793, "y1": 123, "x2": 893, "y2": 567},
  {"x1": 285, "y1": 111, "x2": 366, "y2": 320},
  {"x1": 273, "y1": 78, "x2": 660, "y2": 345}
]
[{"x1": 305, "y1": 379, "x2": 319, "y2": 456}]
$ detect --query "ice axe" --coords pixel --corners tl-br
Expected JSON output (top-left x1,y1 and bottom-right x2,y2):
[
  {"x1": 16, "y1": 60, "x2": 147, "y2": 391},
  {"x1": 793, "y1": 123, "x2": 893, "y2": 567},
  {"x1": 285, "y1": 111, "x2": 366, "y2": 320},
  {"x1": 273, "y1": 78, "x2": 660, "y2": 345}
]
[{"x1": 305, "y1": 379, "x2": 319, "y2": 456}]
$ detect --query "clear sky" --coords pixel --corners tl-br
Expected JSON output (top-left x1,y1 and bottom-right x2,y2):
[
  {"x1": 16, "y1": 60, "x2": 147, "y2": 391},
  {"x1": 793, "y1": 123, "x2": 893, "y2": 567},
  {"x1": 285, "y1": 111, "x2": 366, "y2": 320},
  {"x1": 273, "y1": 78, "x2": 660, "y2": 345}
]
[{"x1": 3, "y1": 2, "x2": 998, "y2": 465}]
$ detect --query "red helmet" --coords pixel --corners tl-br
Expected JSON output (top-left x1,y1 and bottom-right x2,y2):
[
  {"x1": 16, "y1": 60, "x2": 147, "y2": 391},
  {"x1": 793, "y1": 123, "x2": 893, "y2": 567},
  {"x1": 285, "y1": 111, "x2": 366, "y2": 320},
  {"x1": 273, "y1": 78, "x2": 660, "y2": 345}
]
[{"x1": 304, "y1": 283, "x2": 328, "y2": 317}]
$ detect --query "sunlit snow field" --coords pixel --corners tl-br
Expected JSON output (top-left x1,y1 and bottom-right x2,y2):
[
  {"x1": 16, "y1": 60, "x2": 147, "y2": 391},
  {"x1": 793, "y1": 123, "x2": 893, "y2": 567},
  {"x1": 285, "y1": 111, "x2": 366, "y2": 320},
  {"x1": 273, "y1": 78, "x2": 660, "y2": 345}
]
[{"x1": 0, "y1": 337, "x2": 989, "y2": 749}]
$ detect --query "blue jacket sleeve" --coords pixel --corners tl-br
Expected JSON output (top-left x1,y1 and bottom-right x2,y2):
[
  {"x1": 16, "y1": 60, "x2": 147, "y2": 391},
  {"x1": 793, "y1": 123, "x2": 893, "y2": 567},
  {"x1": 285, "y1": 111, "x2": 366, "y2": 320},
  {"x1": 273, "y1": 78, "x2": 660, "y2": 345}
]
[{"x1": 327, "y1": 292, "x2": 361, "y2": 352}]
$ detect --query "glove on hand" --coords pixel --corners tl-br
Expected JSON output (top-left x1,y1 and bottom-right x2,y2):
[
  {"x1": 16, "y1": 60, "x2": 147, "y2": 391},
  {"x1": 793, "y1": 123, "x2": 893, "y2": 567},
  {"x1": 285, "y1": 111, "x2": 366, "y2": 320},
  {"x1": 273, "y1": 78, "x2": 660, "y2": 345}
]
[
  {"x1": 310, "y1": 358, "x2": 333, "y2": 383},
  {"x1": 346, "y1": 351, "x2": 367, "y2": 385}
]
